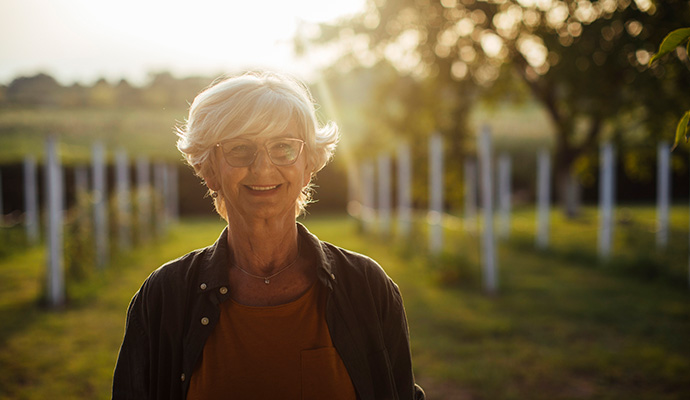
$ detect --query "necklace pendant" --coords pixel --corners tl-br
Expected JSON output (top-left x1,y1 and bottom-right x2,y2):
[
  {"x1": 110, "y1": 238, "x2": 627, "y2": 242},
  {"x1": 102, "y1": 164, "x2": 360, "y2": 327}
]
[{"x1": 264, "y1": 278, "x2": 270, "y2": 284}]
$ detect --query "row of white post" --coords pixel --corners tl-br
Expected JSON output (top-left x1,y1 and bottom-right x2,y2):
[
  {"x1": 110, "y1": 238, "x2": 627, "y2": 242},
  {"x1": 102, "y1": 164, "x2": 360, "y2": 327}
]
[
  {"x1": 21, "y1": 138, "x2": 179, "y2": 307},
  {"x1": 352, "y1": 128, "x2": 678, "y2": 293}
]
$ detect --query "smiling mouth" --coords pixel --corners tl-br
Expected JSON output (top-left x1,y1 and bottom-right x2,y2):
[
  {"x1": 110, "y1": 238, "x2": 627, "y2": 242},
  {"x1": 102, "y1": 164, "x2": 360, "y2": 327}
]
[{"x1": 247, "y1": 185, "x2": 280, "y2": 191}]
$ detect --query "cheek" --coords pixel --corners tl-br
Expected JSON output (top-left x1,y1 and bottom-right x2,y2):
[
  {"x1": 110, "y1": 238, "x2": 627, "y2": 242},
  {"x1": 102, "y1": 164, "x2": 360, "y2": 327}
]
[{"x1": 302, "y1": 170, "x2": 311, "y2": 187}]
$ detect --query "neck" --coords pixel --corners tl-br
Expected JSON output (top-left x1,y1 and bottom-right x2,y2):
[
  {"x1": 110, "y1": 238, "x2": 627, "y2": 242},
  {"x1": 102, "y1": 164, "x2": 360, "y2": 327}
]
[{"x1": 226, "y1": 217, "x2": 299, "y2": 275}]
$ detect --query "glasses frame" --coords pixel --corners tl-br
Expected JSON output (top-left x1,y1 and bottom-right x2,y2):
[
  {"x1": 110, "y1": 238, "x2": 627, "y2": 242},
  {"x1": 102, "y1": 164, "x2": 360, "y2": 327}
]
[{"x1": 215, "y1": 137, "x2": 306, "y2": 167}]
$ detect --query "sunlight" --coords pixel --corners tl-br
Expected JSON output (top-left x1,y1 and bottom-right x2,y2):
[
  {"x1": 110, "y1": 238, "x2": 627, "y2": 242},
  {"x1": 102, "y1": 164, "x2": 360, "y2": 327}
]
[{"x1": 0, "y1": 0, "x2": 366, "y2": 84}]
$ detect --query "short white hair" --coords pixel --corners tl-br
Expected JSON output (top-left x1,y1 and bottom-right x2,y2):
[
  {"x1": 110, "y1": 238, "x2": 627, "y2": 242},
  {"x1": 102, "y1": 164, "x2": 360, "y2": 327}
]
[{"x1": 176, "y1": 71, "x2": 339, "y2": 219}]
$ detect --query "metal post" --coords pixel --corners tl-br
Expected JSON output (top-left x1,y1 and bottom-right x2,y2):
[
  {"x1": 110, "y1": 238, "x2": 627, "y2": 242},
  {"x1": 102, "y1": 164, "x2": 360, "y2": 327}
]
[
  {"x1": 536, "y1": 149, "x2": 551, "y2": 249},
  {"x1": 657, "y1": 142, "x2": 670, "y2": 249},
  {"x1": 45, "y1": 137, "x2": 64, "y2": 307},
  {"x1": 115, "y1": 149, "x2": 131, "y2": 250},
  {"x1": 598, "y1": 143, "x2": 615, "y2": 259},
  {"x1": 429, "y1": 133, "x2": 444, "y2": 254},
  {"x1": 397, "y1": 143, "x2": 412, "y2": 238},
  {"x1": 479, "y1": 126, "x2": 498, "y2": 294},
  {"x1": 137, "y1": 157, "x2": 151, "y2": 242},
  {"x1": 361, "y1": 161, "x2": 376, "y2": 233},
  {"x1": 92, "y1": 142, "x2": 108, "y2": 268},
  {"x1": 24, "y1": 156, "x2": 40, "y2": 244},
  {"x1": 497, "y1": 153, "x2": 511, "y2": 239},
  {"x1": 378, "y1": 153, "x2": 392, "y2": 235}
]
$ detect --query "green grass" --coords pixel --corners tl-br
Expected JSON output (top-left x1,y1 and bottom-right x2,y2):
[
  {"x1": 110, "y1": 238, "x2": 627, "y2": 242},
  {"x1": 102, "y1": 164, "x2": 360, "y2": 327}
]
[{"x1": 0, "y1": 210, "x2": 689, "y2": 399}]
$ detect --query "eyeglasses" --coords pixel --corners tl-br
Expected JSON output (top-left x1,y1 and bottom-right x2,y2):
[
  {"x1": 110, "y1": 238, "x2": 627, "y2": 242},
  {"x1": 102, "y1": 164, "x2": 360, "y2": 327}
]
[{"x1": 215, "y1": 137, "x2": 306, "y2": 167}]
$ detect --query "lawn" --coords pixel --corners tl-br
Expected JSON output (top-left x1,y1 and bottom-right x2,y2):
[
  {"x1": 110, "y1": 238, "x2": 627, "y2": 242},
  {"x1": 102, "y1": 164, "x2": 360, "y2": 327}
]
[{"x1": 0, "y1": 208, "x2": 688, "y2": 399}]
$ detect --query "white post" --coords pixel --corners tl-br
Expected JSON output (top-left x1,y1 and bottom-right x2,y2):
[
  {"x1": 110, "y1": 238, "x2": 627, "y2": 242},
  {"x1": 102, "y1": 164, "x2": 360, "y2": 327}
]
[
  {"x1": 24, "y1": 156, "x2": 40, "y2": 244},
  {"x1": 0, "y1": 169, "x2": 3, "y2": 225},
  {"x1": 361, "y1": 161, "x2": 376, "y2": 233},
  {"x1": 45, "y1": 137, "x2": 64, "y2": 307},
  {"x1": 536, "y1": 149, "x2": 551, "y2": 249},
  {"x1": 479, "y1": 126, "x2": 498, "y2": 294},
  {"x1": 74, "y1": 167, "x2": 88, "y2": 197},
  {"x1": 429, "y1": 133, "x2": 444, "y2": 255},
  {"x1": 154, "y1": 163, "x2": 169, "y2": 236},
  {"x1": 397, "y1": 143, "x2": 412, "y2": 238},
  {"x1": 598, "y1": 143, "x2": 616, "y2": 259},
  {"x1": 92, "y1": 142, "x2": 109, "y2": 268},
  {"x1": 377, "y1": 153, "x2": 392, "y2": 235},
  {"x1": 657, "y1": 142, "x2": 670, "y2": 249},
  {"x1": 168, "y1": 165, "x2": 179, "y2": 223},
  {"x1": 497, "y1": 153, "x2": 512, "y2": 239},
  {"x1": 137, "y1": 157, "x2": 151, "y2": 242},
  {"x1": 464, "y1": 159, "x2": 477, "y2": 232},
  {"x1": 346, "y1": 163, "x2": 360, "y2": 218},
  {"x1": 115, "y1": 149, "x2": 131, "y2": 251}
]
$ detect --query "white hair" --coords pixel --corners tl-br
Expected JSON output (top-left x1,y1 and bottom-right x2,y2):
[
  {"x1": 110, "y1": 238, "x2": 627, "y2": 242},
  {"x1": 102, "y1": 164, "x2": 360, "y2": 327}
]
[{"x1": 176, "y1": 70, "x2": 339, "y2": 219}]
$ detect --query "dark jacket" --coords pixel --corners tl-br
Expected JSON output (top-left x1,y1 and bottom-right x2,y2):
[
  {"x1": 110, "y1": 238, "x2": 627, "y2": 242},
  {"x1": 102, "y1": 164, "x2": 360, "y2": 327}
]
[{"x1": 112, "y1": 223, "x2": 425, "y2": 400}]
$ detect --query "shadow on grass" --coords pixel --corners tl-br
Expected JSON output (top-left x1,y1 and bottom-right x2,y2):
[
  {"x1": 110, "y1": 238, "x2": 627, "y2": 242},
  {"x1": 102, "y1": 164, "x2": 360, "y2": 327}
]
[{"x1": 507, "y1": 233, "x2": 688, "y2": 291}]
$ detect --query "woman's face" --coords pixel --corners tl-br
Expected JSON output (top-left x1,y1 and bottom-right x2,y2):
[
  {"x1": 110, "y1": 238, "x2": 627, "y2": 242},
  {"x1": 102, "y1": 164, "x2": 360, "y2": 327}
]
[{"x1": 209, "y1": 121, "x2": 311, "y2": 224}]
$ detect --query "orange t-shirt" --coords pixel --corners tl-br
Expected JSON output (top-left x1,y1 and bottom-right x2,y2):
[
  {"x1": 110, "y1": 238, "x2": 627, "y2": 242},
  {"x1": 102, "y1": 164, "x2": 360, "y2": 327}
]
[{"x1": 187, "y1": 283, "x2": 357, "y2": 400}]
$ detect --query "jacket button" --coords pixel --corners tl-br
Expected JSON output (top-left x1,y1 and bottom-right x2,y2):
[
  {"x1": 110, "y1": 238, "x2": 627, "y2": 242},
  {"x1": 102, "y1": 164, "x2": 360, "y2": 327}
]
[
  {"x1": 219, "y1": 287, "x2": 228, "y2": 295},
  {"x1": 201, "y1": 317, "x2": 209, "y2": 326},
  {"x1": 330, "y1": 273, "x2": 336, "y2": 280},
  {"x1": 181, "y1": 373, "x2": 186, "y2": 382},
  {"x1": 200, "y1": 283, "x2": 207, "y2": 290}
]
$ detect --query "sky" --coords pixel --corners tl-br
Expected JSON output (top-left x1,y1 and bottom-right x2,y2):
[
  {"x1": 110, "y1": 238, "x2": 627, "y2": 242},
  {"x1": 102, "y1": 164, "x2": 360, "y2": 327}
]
[{"x1": 0, "y1": 0, "x2": 366, "y2": 86}]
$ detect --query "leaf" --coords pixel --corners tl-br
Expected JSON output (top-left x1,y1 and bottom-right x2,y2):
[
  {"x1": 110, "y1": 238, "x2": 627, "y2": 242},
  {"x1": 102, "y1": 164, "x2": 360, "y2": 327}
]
[
  {"x1": 672, "y1": 110, "x2": 690, "y2": 151},
  {"x1": 649, "y1": 28, "x2": 690, "y2": 65}
]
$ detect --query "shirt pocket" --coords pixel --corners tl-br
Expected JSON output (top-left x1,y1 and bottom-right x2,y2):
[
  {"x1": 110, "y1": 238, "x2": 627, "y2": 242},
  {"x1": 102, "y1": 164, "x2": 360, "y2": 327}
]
[{"x1": 301, "y1": 346, "x2": 357, "y2": 400}]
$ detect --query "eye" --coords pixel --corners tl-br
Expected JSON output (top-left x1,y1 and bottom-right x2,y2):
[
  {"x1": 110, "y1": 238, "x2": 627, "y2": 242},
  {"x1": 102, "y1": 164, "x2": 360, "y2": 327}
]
[
  {"x1": 230, "y1": 144, "x2": 251, "y2": 152},
  {"x1": 224, "y1": 142, "x2": 254, "y2": 154}
]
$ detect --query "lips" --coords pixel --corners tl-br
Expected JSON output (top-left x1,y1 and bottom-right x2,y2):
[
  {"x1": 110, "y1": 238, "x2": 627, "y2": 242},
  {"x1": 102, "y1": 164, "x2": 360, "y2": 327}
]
[{"x1": 246, "y1": 184, "x2": 280, "y2": 191}]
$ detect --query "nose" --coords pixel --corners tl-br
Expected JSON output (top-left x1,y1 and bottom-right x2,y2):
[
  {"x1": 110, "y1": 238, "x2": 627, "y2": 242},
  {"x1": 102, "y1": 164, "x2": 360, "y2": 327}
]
[{"x1": 250, "y1": 147, "x2": 273, "y2": 171}]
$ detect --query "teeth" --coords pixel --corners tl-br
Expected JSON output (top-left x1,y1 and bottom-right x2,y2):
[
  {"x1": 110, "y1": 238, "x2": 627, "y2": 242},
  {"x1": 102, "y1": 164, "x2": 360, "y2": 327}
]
[{"x1": 249, "y1": 185, "x2": 278, "y2": 191}]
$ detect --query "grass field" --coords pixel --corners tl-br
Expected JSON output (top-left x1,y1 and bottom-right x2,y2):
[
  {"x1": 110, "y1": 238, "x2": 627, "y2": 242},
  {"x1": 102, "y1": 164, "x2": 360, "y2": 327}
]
[{"x1": 0, "y1": 208, "x2": 689, "y2": 399}]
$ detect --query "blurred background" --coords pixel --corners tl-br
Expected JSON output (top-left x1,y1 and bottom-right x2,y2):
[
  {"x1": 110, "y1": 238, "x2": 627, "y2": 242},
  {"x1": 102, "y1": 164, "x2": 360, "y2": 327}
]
[{"x1": 1, "y1": 0, "x2": 689, "y2": 399}]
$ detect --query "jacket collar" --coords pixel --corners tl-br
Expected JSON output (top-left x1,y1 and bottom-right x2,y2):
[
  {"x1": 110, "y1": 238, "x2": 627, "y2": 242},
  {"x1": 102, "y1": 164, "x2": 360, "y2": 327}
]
[{"x1": 195, "y1": 222, "x2": 337, "y2": 294}]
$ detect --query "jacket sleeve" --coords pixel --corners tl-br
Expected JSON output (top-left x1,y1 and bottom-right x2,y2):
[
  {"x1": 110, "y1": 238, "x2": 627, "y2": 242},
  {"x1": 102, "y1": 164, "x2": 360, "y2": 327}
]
[
  {"x1": 112, "y1": 286, "x2": 150, "y2": 399},
  {"x1": 380, "y1": 279, "x2": 425, "y2": 400}
]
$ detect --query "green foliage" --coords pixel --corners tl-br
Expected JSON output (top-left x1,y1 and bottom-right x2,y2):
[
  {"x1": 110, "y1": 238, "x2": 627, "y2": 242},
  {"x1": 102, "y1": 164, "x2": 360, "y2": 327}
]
[
  {"x1": 649, "y1": 27, "x2": 690, "y2": 151},
  {"x1": 1, "y1": 71, "x2": 210, "y2": 109},
  {"x1": 309, "y1": 0, "x2": 690, "y2": 210},
  {"x1": 63, "y1": 194, "x2": 96, "y2": 283},
  {"x1": 0, "y1": 225, "x2": 29, "y2": 259},
  {"x1": 674, "y1": 110, "x2": 690, "y2": 150},
  {"x1": 649, "y1": 28, "x2": 690, "y2": 65}
]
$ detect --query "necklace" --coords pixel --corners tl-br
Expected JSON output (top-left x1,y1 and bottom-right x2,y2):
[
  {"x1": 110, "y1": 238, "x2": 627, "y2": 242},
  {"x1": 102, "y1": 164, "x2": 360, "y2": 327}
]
[{"x1": 233, "y1": 241, "x2": 301, "y2": 285}]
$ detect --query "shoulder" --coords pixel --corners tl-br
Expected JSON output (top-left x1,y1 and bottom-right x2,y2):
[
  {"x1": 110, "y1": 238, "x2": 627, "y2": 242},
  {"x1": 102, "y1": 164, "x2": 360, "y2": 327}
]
[
  {"x1": 320, "y1": 240, "x2": 401, "y2": 295},
  {"x1": 135, "y1": 244, "x2": 213, "y2": 305}
]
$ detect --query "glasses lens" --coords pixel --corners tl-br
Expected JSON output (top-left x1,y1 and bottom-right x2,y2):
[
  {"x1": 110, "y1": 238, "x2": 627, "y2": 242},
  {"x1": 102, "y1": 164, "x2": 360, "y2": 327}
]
[
  {"x1": 218, "y1": 138, "x2": 304, "y2": 167},
  {"x1": 267, "y1": 138, "x2": 304, "y2": 165},
  {"x1": 220, "y1": 140, "x2": 257, "y2": 167}
]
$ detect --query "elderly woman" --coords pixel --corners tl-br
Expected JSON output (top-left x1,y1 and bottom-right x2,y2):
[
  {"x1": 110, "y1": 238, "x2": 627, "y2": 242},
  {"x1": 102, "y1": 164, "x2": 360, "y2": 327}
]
[{"x1": 112, "y1": 71, "x2": 424, "y2": 400}]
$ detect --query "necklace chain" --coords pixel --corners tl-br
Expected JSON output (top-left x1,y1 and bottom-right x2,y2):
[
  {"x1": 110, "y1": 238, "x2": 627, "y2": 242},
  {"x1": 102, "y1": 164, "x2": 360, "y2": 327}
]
[{"x1": 233, "y1": 241, "x2": 301, "y2": 285}]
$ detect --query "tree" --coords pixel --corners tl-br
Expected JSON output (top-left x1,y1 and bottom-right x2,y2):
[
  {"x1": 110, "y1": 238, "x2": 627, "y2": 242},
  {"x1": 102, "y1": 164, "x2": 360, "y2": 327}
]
[
  {"x1": 306, "y1": 0, "x2": 690, "y2": 215},
  {"x1": 6, "y1": 73, "x2": 63, "y2": 107}
]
